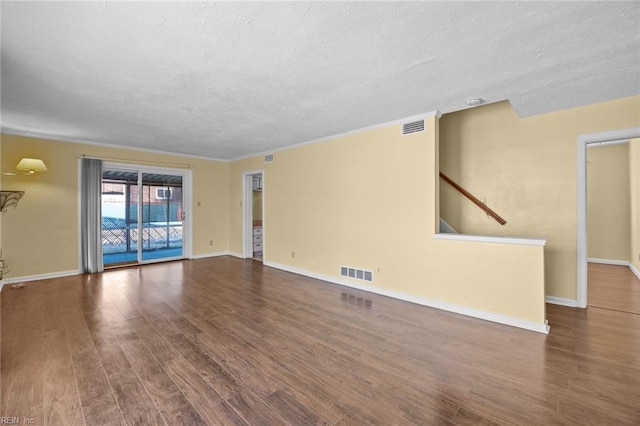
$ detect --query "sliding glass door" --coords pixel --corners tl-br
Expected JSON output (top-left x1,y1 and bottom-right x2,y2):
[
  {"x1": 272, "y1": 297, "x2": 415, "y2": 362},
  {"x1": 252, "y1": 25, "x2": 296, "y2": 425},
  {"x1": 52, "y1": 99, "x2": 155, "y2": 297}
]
[
  {"x1": 101, "y1": 166, "x2": 187, "y2": 267},
  {"x1": 140, "y1": 173, "x2": 183, "y2": 261}
]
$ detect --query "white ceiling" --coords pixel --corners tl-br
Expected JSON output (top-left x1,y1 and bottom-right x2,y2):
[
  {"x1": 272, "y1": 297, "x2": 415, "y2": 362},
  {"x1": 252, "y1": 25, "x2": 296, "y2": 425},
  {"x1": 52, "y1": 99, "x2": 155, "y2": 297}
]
[{"x1": 1, "y1": 1, "x2": 638, "y2": 160}]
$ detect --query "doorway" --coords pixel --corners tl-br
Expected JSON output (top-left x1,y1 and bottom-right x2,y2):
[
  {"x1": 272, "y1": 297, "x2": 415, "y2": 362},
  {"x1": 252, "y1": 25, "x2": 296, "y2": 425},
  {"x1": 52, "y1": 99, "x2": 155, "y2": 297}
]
[
  {"x1": 243, "y1": 170, "x2": 264, "y2": 261},
  {"x1": 577, "y1": 127, "x2": 640, "y2": 307},
  {"x1": 586, "y1": 141, "x2": 637, "y2": 312},
  {"x1": 101, "y1": 163, "x2": 192, "y2": 267}
]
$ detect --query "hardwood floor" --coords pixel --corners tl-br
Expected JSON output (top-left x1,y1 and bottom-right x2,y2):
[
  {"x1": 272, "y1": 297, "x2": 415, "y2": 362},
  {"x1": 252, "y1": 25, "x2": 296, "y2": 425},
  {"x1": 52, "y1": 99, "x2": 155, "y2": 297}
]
[
  {"x1": 2, "y1": 257, "x2": 639, "y2": 425},
  {"x1": 588, "y1": 262, "x2": 640, "y2": 315}
]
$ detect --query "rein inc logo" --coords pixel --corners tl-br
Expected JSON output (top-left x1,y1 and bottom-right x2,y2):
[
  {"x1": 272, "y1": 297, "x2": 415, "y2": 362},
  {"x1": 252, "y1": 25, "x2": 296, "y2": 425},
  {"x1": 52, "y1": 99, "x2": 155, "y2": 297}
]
[{"x1": 1, "y1": 417, "x2": 34, "y2": 424}]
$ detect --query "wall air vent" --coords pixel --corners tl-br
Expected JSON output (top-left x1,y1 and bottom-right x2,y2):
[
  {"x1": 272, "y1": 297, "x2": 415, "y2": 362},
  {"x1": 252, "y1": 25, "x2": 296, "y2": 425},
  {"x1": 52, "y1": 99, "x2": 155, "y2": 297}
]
[
  {"x1": 264, "y1": 154, "x2": 274, "y2": 163},
  {"x1": 340, "y1": 266, "x2": 374, "y2": 283},
  {"x1": 402, "y1": 119, "x2": 425, "y2": 135}
]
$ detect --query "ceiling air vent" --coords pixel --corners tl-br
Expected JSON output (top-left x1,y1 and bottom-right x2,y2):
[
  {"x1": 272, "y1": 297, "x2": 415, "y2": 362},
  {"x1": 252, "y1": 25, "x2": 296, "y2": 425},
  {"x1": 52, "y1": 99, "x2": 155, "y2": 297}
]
[
  {"x1": 402, "y1": 119, "x2": 425, "y2": 135},
  {"x1": 264, "y1": 153, "x2": 274, "y2": 163}
]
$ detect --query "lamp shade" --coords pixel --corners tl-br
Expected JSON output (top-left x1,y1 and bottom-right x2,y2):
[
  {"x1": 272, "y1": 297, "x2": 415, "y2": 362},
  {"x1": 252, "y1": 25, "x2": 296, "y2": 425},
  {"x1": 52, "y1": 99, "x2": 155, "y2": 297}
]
[{"x1": 16, "y1": 158, "x2": 48, "y2": 174}]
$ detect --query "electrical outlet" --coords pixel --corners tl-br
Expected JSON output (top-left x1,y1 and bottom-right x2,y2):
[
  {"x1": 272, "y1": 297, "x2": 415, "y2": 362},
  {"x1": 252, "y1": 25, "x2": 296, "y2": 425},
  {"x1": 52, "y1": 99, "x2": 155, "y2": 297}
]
[
  {"x1": 291, "y1": 251, "x2": 295, "y2": 258},
  {"x1": 209, "y1": 240, "x2": 213, "y2": 246},
  {"x1": 197, "y1": 201, "x2": 201, "y2": 207},
  {"x1": 377, "y1": 267, "x2": 381, "y2": 273}
]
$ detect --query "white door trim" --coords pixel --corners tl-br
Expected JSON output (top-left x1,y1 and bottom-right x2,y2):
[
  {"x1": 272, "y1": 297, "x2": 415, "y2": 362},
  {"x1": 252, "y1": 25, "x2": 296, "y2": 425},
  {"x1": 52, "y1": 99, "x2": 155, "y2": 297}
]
[
  {"x1": 576, "y1": 127, "x2": 640, "y2": 308},
  {"x1": 242, "y1": 170, "x2": 264, "y2": 259}
]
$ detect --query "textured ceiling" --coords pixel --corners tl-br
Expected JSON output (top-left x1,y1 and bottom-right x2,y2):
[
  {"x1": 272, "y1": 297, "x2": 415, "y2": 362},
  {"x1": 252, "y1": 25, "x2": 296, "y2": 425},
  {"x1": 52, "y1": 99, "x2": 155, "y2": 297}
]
[{"x1": 1, "y1": 2, "x2": 639, "y2": 160}]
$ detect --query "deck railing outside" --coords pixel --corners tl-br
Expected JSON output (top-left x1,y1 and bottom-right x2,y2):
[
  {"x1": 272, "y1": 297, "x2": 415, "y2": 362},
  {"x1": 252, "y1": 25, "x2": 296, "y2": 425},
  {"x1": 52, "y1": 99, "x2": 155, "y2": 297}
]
[{"x1": 102, "y1": 217, "x2": 183, "y2": 254}]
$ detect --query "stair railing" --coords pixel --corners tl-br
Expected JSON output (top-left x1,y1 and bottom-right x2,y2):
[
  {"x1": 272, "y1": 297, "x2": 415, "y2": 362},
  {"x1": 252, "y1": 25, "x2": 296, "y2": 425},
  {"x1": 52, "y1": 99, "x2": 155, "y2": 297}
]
[{"x1": 439, "y1": 172, "x2": 507, "y2": 226}]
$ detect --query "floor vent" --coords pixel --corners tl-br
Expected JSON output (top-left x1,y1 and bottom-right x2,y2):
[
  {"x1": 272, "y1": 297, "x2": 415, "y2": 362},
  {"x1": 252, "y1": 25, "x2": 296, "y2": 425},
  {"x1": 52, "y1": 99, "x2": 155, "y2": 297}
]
[
  {"x1": 340, "y1": 266, "x2": 374, "y2": 282},
  {"x1": 402, "y1": 119, "x2": 425, "y2": 135},
  {"x1": 264, "y1": 153, "x2": 274, "y2": 163}
]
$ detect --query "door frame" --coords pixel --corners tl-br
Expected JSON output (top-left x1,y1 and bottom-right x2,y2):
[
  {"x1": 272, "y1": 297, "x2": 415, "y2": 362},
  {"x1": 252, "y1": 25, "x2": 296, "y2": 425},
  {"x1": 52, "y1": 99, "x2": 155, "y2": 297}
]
[
  {"x1": 101, "y1": 161, "x2": 193, "y2": 263},
  {"x1": 576, "y1": 127, "x2": 639, "y2": 308},
  {"x1": 242, "y1": 169, "x2": 264, "y2": 259}
]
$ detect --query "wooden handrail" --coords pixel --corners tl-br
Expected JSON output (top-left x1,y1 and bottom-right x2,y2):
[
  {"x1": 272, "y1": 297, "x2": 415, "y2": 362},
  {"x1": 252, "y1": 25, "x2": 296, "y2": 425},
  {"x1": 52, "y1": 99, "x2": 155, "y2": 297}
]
[{"x1": 439, "y1": 172, "x2": 507, "y2": 225}]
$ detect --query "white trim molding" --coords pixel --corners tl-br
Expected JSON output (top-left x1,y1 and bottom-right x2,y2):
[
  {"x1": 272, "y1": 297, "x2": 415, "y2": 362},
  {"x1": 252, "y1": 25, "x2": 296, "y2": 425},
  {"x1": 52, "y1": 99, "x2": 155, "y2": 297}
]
[
  {"x1": 630, "y1": 264, "x2": 640, "y2": 281},
  {"x1": 587, "y1": 258, "x2": 630, "y2": 266},
  {"x1": 587, "y1": 259, "x2": 640, "y2": 282},
  {"x1": 228, "y1": 252, "x2": 245, "y2": 259},
  {"x1": 433, "y1": 233, "x2": 546, "y2": 247},
  {"x1": 242, "y1": 170, "x2": 264, "y2": 259},
  {"x1": 545, "y1": 296, "x2": 578, "y2": 307},
  {"x1": 191, "y1": 251, "x2": 230, "y2": 260},
  {"x1": 0, "y1": 269, "x2": 81, "y2": 289},
  {"x1": 577, "y1": 127, "x2": 640, "y2": 309},
  {"x1": 231, "y1": 110, "x2": 442, "y2": 161},
  {"x1": 264, "y1": 261, "x2": 549, "y2": 334},
  {"x1": 586, "y1": 139, "x2": 630, "y2": 148},
  {"x1": 547, "y1": 259, "x2": 640, "y2": 306},
  {"x1": 1, "y1": 127, "x2": 228, "y2": 162}
]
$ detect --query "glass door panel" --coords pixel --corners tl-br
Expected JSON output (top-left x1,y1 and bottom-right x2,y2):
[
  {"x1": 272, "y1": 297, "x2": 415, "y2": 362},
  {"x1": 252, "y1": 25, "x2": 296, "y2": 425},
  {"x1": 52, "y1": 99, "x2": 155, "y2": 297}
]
[
  {"x1": 102, "y1": 170, "x2": 139, "y2": 266},
  {"x1": 140, "y1": 173, "x2": 183, "y2": 262}
]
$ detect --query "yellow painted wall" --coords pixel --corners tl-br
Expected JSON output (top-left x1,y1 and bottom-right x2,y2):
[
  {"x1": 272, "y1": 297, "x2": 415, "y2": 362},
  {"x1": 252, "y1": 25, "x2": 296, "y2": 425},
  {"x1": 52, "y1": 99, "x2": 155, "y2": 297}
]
[
  {"x1": 229, "y1": 117, "x2": 546, "y2": 325},
  {"x1": 440, "y1": 96, "x2": 640, "y2": 300},
  {"x1": 587, "y1": 143, "x2": 630, "y2": 261},
  {"x1": 630, "y1": 138, "x2": 640, "y2": 273},
  {"x1": 253, "y1": 190, "x2": 262, "y2": 222},
  {"x1": 0, "y1": 134, "x2": 229, "y2": 278}
]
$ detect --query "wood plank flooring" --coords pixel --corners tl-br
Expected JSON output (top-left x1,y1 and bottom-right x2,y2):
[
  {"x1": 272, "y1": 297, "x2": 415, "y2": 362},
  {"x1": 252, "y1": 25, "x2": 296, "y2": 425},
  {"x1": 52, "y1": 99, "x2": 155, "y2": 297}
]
[
  {"x1": 588, "y1": 262, "x2": 640, "y2": 315},
  {"x1": 1, "y1": 257, "x2": 639, "y2": 425}
]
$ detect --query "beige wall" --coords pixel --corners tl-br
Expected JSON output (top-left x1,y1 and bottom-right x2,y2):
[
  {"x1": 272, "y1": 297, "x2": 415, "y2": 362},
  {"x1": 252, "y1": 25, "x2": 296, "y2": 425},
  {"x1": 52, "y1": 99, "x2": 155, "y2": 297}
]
[
  {"x1": 630, "y1": 138, "x2": 640, "y2": 273},
  {"x1": 587, "y1": 143, "x2": 631, "y2": 261},
  {"x1": 0, "y1": 134, "x2": 229, "y2": 278},
  {"x1": 6, "y1": 95, "x2": 637, "y2": 323},
  {"x1": 440, "y1": 96, "x2": 640, "y2": 300},
  {"x1": 229, "y1": 117, "x2": 546, "y2": 326},
  {"x1": 253, "y1": 190, "x2": 263, "y2": 222}
]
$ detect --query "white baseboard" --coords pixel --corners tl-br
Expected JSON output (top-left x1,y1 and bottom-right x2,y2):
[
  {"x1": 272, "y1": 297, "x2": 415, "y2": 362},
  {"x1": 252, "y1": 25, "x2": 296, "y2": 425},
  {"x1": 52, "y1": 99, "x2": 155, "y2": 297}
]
[
  {"x1": 227, "y1": 252, "x2": 245, "y2": 259},
  {"x1": 191, "y1": 251, "x2": 230, "y2": 260},
  {"x1": 545, "y1": 295, "x2": 578, "y2": 307},
  {"x1": 588, "y1": 258, "x2": 629, "y2": 266},
  {"x1": 0, "y1": 269, "x2": 81, "y2": 290},
  {"x1": 263, "y1": 261, "x2": 549, "y2": 334},
  {"x1": 545, "y1": 262, "x2": 640, "y2": 306},
  {"x1": 588, "y1": 258, "x2": 640, "y2": 282},
  {"x1": 630, "y1": 263, "x2": 640, "y2": 281}
]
